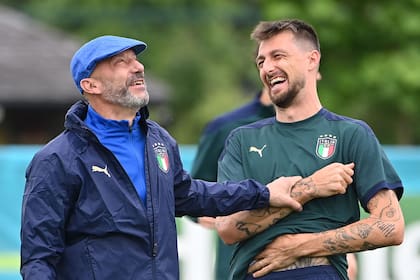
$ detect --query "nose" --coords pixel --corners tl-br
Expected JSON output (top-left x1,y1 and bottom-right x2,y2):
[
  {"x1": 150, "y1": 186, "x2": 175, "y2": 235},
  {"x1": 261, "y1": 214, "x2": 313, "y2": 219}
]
[
  {"x1": 262, "y1": 57, "x2": 276, "y2": 74},
  {"x1": 133, "y1": 60, "x2": 145, "y2": 72}
]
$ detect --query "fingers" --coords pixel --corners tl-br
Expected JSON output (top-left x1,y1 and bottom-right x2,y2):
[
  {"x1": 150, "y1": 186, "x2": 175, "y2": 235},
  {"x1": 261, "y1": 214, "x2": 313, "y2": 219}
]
[
  {"x1": 267, "y1": 176, "x2": 303, "y2": 211},
  {"x1": 309, "y1": 162, "x2": 355, "y2": 197},
  {"x1": 288, "y1": 176, "x2": 303, "y2": 186},
  {"x1": 286, "y1": 196, "x2": 303, "y2": 212},
  {"x1": 340, "y1": 162, "x2": 355, "y2": 189},
  {"x1": 248, "y1": 259, "x2": 273, "y2": 278},
  {"x1": 345, "y1": 162, "x2": 355, "y2": 169},
  {"x1": 344, "y1": 162, "x2": 355, "y2": 177}
]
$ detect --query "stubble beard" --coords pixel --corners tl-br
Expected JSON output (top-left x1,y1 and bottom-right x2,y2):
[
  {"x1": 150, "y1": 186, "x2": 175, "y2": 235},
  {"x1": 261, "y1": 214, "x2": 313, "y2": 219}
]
[{"x1": 270, "y1": 76, "x2": 305, "y2": 108}]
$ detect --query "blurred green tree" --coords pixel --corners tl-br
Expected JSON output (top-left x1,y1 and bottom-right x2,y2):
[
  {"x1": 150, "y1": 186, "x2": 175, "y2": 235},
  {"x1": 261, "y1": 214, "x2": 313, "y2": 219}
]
[
  {"x1": 6, "y1": 0, "x2": 420, "y2": 144},
  {"x1": 261, "y1": 0, "x2": 420, "y2": 144}
]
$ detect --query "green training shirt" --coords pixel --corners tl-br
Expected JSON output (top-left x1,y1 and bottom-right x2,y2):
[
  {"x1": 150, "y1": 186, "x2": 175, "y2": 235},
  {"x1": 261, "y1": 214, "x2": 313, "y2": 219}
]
[{"x1": 218, "y1": 108, "x2": 403, "y2": 280}]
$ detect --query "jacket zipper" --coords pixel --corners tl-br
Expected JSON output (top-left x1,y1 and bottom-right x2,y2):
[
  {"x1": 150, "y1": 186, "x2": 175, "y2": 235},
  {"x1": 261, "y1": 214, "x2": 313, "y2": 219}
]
[{"x1": 144, "y1": 140, "x2": 158, "y2": 278}]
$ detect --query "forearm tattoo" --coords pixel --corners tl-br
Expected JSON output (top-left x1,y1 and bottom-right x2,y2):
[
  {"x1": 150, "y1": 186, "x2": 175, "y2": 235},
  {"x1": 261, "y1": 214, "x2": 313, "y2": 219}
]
[
  {"x1": 291, "y1": 178, "x2": 317, "y2": 202},
  {"x1": 233, "y1": 178, "x2": 319, "y2": 238},
  {"x1": 235, "y1": 207, "x2": 291, "y2": 237},
  {"x1": 321, "y1": 190, "x2": 402, "y2": 254},
  {"x1": 236, "y1": 221, "x2": 261, "y2": 237}
]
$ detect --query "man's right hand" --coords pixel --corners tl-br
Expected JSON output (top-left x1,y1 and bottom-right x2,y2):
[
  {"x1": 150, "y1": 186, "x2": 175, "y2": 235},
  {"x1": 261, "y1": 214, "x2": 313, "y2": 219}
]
[
  {"x1": 266, "y1": 176, "x2": 303, "y2": 211},
  {"x1": 308, "y1": 162, "x2": 355, "y2": 198},
  {"x1": 288, "y1": 162, "x2": 354, "y2": 205}
]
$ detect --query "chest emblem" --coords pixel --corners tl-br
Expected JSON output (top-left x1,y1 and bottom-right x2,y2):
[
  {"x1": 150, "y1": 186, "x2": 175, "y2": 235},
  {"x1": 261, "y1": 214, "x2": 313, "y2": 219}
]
[
  {"x1": 249, "y1": 144, "x2": 267, "y2": 158},
  {"x1": 92, "y1": 165, "x2": 111, "y2": 178},
  {"x1": 153, "y1": 142, "x2": 170, "y2": 173},
  {"x1": 316, "y1": 134, "x2": 337, "y2": 160}
]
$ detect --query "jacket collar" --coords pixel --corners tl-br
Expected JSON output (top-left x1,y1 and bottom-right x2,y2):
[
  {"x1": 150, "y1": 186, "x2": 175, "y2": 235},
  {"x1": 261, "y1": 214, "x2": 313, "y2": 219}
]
[{"x1": 64, "y1": 100, "x2": 150, "y2": 133}]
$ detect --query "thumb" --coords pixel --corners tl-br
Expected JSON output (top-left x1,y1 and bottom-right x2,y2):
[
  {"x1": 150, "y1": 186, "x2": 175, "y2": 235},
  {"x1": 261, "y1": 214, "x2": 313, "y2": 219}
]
[
  {"x1": 287, "y1": 197, "x2": 303, "y2": 212},
  {"x1": 289, "y1": 176, "x2": 303, "y2": 186}
]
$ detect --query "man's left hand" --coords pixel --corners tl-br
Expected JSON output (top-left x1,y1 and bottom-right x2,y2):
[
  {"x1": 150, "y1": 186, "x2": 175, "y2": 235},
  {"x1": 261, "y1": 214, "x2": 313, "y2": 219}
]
[{"x1": 247, "y1": 234, "x2": 301, "y2": 278}]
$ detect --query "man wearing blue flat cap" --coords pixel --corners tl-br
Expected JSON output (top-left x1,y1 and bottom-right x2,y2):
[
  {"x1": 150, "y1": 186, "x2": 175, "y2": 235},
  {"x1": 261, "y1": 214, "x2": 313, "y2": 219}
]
[{"x1": 20, "y1": 35, "x2": 354, "y2": 280}]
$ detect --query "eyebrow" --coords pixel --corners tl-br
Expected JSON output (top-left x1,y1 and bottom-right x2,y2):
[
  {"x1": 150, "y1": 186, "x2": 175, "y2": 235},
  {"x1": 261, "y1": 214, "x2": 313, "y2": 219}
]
[{"x1": 256, "y1": 49, "x2": 288, "y2": 61}]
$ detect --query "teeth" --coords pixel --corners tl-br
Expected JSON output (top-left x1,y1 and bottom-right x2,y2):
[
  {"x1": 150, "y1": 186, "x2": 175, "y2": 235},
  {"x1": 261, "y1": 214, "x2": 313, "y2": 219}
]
[
  {"x1": 133, "y1": 80, "x2": 144, "y2": 86},
  {"x1": 270, "y1": 76, "x2": 286, "y2": 86}
]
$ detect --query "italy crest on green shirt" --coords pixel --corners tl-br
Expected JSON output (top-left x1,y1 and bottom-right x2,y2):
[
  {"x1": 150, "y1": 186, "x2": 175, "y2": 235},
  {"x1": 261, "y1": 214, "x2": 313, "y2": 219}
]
[{"x1": 316, "y1": 134, "x2": 337, "y2": 159}]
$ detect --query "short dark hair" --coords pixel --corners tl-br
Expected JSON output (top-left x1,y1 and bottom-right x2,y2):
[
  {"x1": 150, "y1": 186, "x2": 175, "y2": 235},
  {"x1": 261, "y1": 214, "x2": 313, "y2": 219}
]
[{"x1": 251, "y1": 19, "x2": 320, "y2": 53}]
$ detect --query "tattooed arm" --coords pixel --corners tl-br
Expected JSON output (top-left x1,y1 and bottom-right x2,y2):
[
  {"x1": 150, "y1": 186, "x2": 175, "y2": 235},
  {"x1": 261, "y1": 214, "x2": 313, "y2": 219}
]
[
  {"x1": 215, "y1": 162, "x2": 354, "y2": 244},
  {"x1": 248, "y1": 189, "x2": 405, "y2": 278}
]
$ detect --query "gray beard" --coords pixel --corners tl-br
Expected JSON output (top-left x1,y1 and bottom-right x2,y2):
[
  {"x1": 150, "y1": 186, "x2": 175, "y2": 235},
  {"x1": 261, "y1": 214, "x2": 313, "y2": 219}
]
[{"x1": 102, "y1": 84, "x2": 149, "y2": 110}]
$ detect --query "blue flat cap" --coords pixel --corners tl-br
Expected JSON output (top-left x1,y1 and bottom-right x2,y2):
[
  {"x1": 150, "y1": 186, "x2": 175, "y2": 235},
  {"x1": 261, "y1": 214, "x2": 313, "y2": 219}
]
[{"x1": 70, "y1": 35, "x2": 147, "y2": 93}]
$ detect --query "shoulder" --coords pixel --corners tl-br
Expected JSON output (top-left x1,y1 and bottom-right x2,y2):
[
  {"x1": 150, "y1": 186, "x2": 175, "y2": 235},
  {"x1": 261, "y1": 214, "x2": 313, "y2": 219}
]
[
  {"x1": 226, "y1": 117, "x2": 276, "y2": 141},
  {"x1": 26, "y1": 131, "x2": 83, "y2": 185},
  {"x1": 232, "y1": 117, "x2": 275, "y2": 132},
  {"x1": 34, "y1": 130, "x2": 80, "y2": 160},
  {"x1": 204, "y1": 99, "x2": 262, "y2": 133},
  {"x1": 320, "y1": 108, "x2": 376, "y2": 137}
]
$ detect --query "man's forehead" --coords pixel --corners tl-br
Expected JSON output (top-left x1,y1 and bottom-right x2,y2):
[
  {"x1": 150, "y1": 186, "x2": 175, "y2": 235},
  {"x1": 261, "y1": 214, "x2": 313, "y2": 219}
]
[{"x1": 256, "y1": 32, "x2": 298, "y2": 57}]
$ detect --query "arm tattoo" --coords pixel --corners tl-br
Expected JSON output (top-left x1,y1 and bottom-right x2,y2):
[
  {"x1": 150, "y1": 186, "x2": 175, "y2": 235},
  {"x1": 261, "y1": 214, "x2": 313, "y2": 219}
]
[
  {"x1": 360, "y1": 242, "x2": 376, "y2": 250},
  {"x1": 236, "y1": 221, "x2": 262, "y2": 237},
  {"x1": 373, "y1": 221, "x2": 395, "y2": 237},
  {"x1": 368, "y1": 191, "x2": 401, "y2": 237},
  {"x1": 291, "y1": 178, "x2": 317, "y2": 202},
  {"x1": 352, "y1": 223, "x2": 373, "y2": 239},
  {"x1": 321, "y1": 190, "x2": 402, "y2": 254},
  {"x1": 232, "y1": 177, "x2": 322, "y2": 238},
  {"x1": 248, "y1": 207, "x2": 282, "y2": 218},
  {"x1": 235, "y1": 208, "x2": 290, "y2": 237}
]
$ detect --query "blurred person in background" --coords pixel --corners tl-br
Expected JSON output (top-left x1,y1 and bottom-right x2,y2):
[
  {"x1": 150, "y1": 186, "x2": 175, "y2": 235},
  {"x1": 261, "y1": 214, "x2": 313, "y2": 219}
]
[
  {"x1": 20, "y1": 34, "x2": 316, "y2": 280},
  {"x1": 190, "y1": 86, "x2": 274, "y2": 279},
  {"x1": 215, "y1": 19, "x2": 404, "y2": 280}
]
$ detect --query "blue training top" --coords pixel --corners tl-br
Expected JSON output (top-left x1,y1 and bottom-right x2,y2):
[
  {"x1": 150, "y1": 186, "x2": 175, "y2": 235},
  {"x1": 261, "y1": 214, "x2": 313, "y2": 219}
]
[{"x1": 85, "y1": 105, "x2": 147, "y2": 204}]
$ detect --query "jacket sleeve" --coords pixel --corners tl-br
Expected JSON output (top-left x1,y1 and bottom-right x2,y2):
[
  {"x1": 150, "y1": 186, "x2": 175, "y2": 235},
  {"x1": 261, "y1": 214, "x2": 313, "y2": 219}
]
[
  {"x1": 20, "y1": 155, "x2": 78, "y2": 279},
  {"x1": 172, "y1": 143, "x2": 270, "y2": 217}
]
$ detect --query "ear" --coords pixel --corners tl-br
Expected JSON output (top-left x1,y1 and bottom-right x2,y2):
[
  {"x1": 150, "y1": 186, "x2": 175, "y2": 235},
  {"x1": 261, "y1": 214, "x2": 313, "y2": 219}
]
[
  {"x1": 80, "y1": 78, "x2": 102, "y2": 95},
  {"x1": 308, "y1": 50, "x2": 321, "y2": 72}
]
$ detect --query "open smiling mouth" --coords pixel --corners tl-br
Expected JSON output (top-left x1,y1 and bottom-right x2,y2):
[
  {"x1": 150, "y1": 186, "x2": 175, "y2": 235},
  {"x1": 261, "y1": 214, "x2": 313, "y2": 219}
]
[
  {"x1": 131, "y1": 79, "x2": 144, "y2": 86},
  {"x1": 269, "y1": 76, "x2": 286, "y2": 88}
]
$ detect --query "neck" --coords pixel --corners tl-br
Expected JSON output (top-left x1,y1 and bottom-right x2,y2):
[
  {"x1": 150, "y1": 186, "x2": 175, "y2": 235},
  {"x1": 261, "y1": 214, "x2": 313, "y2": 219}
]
[
  {"x1": 275, "y1": 82, "x2": 322, "y2": 123},
  {"x1": 88, "y1": 100, "x2": 138, "y2": 126}
]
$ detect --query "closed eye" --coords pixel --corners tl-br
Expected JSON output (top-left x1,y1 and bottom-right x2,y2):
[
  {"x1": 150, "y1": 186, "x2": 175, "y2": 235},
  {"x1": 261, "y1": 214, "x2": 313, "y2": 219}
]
[{"x1": 256, "y1": 59, "x2": 264, "y2": 69}]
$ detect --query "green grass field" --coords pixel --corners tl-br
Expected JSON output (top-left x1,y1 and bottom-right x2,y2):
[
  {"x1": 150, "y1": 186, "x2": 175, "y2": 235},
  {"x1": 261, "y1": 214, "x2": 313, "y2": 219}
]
[
  {"x1": 399, "y1": 195, "x2": 419, "y2": 223},
  {"x1": 0, "y1": 252, "x2": 19, "y2": 273}
]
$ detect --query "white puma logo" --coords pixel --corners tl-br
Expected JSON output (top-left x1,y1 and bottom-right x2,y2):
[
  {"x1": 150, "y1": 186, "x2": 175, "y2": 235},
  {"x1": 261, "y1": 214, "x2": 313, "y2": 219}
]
[
  {"x1": 249, "y1": 145, "x2": 267, "y2": 158},
  {"x1": 92, "y1": 165, "x2": 111, "y2": 178}
]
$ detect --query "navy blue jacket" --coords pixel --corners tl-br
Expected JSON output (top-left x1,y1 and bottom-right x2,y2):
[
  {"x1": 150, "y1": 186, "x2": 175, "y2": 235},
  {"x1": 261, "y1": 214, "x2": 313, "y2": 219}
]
[{"x1": 20, "y1": 100, "x2": 270, "y2": 280}]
